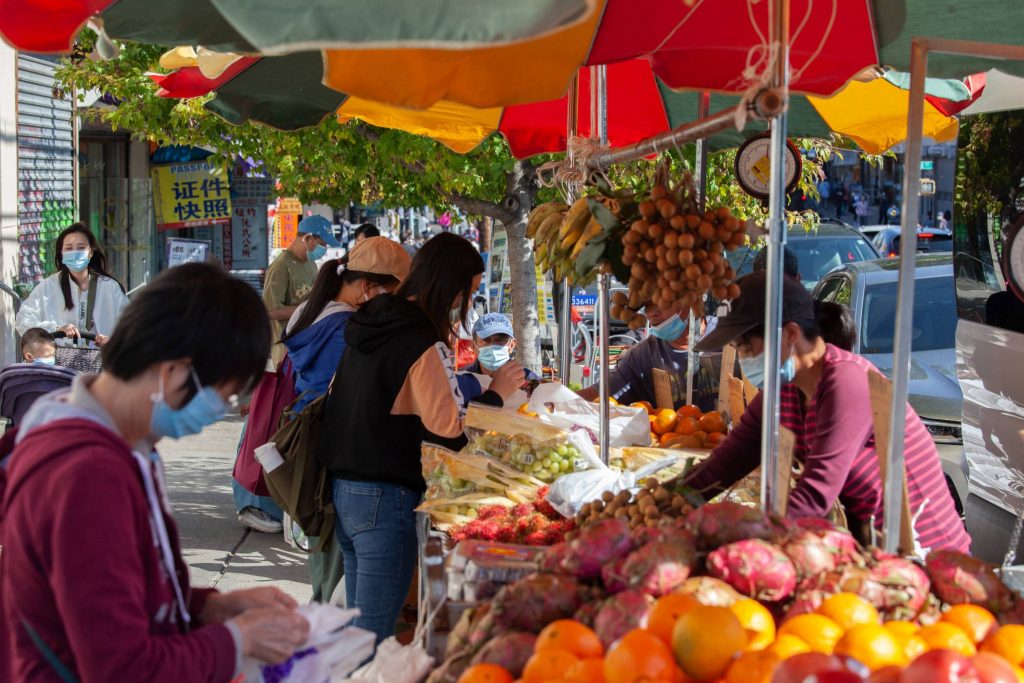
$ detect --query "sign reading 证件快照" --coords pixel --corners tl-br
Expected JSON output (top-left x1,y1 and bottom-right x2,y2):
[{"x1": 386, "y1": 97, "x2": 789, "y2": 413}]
[{"x1": 152, "y1": 162, "x2": 232, "y2": 230}]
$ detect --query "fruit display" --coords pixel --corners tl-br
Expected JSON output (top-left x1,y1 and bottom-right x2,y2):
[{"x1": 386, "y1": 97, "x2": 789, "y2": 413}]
[
  {"x1": 610, "y1": 175, "x2": 747, "y2": 330},
  {"x1": 448, "y1": 494, "x2": 576, "y2": 547},
  {"x1": 468, "y1": 432, "x2": 591, "y2": 483},
  {"x1": 630, "y1": 401, "x2": 729, "y2": 449},
  {"x1": 529, "y1": 195, "x2": 617, "y2": 286},
  {"x1": 422, "y1": 444, "x2": 547, "y2": 504},
  {"x1": 572, "y1": 478, "x2": 695, "y2": 531},
  {"x1": 429, "y1": 502, "x2": 1024, "y2": 683}
]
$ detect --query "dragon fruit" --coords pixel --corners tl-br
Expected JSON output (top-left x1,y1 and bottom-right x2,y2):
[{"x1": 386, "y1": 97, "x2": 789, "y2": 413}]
[
  {"x1": 793, "y1": 517, "x2": 837, "y2": 531},
  {"x1": 538, "y1": 542, "x2": 572, "y2": 574},
  {"x1": 861, "y1": 557, "x2": 931, "y2": 621},
  {"x1": 686, "y1": 502, "x2": 791, "y2": 550},
  {"x1": 784, "y1": 565, "x2": 872, "y2": 620},
  {"x1": 620, "y1": 540, "x2": 697, "y2": 597},
  {"x1": 601, "y1": 556, "x2": 629, "y2": 595},
  {"x1": 469, "y1": 631, "x2": 537, "y2": 678},
  {"x1": 574, "y1": 600, "x2": 603, "y2": 628},
  {"x1": 706, "y1": 539, "x2": 797, "y2": 602},
  {"x1": 593, "y1": 590, "x2": 655, "y2": 648},
  {"x1": 560, "y1": 518, "x2": 633, "y2": 580},
  {"x1": 925, "y1": 549, "x2": 1015, "y2": 613},
  {"x1": 675, "y1": 576, "x2": 743, "y2": 607},
  {"x1": 783, "y1": 530, "x2": 840, "y2": 579},
  {"x1": 491, "y1": 573, "x2": 587, "y2": 633}
]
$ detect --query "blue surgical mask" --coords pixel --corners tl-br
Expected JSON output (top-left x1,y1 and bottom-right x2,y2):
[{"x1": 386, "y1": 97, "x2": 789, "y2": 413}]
[
  {"x1": 33, "y1": 356, "x2": 56, "y2": 366},
  {"x1": 738, "y1": 347, "x2": 797, "y2": 390},
  {"x1": 308, "y1": 244, "x2": 327, "y2": 261},
  {"x1": 62, "y1": 250, "x2": 91, "y2": 272},
  {"x1": 477, "y1": 344, "x2": 511, "y2": 371},
  {"x1": 150, "y1": 368, "x2": 228, "y2": 440},
  {"x1": 650, "y1": 313, "x2": 688, "y2": 341}
]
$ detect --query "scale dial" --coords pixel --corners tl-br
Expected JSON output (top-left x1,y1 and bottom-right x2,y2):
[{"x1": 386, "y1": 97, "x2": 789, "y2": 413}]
[
  {"x1": 1004, "y1": 215, "x2": 1024, "y2": 303},
  {"x1": 734, "y1": 134, "x2": 802, "y2": 201}
]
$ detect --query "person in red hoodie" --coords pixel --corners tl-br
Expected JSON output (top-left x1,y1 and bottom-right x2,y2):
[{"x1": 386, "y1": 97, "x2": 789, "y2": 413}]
[{"x1": 0, "y1": 263, "x2": 309, "y2": 682}]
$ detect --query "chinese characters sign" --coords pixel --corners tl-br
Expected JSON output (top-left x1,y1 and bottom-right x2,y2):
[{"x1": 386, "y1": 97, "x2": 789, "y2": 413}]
[
  {"x1": 273, "y1": 198, "x2": 302, "y2": 249},
  {"x1": 151, "y1": 162, "x2": 232, "y2": 230},
  {"x1": 230, "y1": 177, "x2": 273, "y2": 270}
]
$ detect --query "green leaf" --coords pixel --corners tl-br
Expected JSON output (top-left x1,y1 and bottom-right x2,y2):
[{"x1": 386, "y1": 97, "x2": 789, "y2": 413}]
[
  {"x1": 587, "y1": 197, "x2": 620, "y2": 232},
  {"x1": 575, "y1": 234, "x2": 608, "y2": 278}
]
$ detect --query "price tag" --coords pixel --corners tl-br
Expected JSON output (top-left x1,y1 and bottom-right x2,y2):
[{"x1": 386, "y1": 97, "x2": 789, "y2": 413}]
[{"x1": 653, "y1": 368, "x2": 674, "y2": 411}]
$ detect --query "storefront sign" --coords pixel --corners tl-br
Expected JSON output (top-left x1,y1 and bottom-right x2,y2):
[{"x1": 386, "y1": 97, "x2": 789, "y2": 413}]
[
  {"x1": 166, "y1": 237, "x2": 211, "y2": 268},
  {"x1": 152, "y1": 162, "x2": 232, "y2": 230},
  {"x1": 273, "y1": 198, "x2": 302, "y2": 248},
  {"x1": 230, "y1": 177, "x2": 274, "y2": 270}
]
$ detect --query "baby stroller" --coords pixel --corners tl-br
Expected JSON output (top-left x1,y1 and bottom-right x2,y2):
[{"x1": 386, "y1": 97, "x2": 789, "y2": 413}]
[{"x1": 0, "y1": 330, "x2": 89, "y2": 429}]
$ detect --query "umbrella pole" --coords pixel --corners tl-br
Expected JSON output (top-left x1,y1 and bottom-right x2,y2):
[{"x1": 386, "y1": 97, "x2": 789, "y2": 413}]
[
  {"x1": 594, "y1": 65, "x2": 611, "y2": 465},
  {"x1": 759, "y1": 0, "x2": 791, "y2": 515},
  {"x1": 688, "y1": 93, "x2": 711, "y2": 408},
  {"x1": 884, "y1": 39, "x2": 928, "y2": 553},
  {"x1": 558, "y1": 74, "x2": 581, "y2": 384}
]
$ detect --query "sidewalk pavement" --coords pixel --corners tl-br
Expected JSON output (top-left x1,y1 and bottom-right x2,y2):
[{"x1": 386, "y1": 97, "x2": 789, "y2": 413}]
[{"x1": 161, "y1": 414, "x2": 313, "y2": 604}]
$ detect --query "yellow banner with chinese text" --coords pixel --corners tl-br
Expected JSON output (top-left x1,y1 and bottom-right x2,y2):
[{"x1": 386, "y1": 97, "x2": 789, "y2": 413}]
[{"x1": 152, "y1": 162, "x2": 232, "y2": 230}]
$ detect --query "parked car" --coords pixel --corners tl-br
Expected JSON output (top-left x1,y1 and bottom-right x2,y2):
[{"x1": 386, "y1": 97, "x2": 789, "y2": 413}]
[
  {"x1": 858, "y1": 224, "x2": 891, "y2": 243},
  {"x1": 811, "y1": 253, "x2": 968, "y2": 514},
  {"x1": 872, "y1": 226, "x2": 954, "y2": 258},
  {"x1": 728, "y1": 219, "x2": 881, "y2": 291}
]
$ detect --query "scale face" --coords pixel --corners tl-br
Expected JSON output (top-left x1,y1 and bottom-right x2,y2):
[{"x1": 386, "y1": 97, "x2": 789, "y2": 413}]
[
  {"x1": 734, "y1": 134, "x2": 802, "y2": 201},
  {"x1": 1005, "y1": 215, "x2": 1024, "y2": 303}
]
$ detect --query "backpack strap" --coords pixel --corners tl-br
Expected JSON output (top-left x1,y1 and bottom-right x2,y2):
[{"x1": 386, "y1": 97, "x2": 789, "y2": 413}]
[{"x1": 22, "y1": 620, "x2": 79, "y2": 683}]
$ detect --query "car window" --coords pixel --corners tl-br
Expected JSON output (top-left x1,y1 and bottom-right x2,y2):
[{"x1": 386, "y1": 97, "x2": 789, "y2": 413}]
[
  {"x1": 892, "y1": 233, "x2": 954, "y2": 255},
  {"x1": 860, "y1": 275, "x2": 957, "y2": 354},
  {"x1": 814, "y1": 276, "x2": 843, "y2": 302},
  {"x1": 788, "y1": 238, "x2": 878, "y2": 289},
  {"x1": 835, "y1": 277, "x2": 853, "y2": 306}
]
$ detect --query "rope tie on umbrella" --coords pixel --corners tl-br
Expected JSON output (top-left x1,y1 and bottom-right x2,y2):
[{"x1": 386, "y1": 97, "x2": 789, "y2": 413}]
[{"x1": 537, "y1": 136, "x2": 613, "y2": 196}]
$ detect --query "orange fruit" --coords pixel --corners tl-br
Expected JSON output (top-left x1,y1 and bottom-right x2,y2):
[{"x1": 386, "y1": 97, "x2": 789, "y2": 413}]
[
  {"x1": 674, "y1": 416, "x2": 701, "y2": 436},
  {"x1": 660, "y1": 432, "x2": 687, "y2": 448},
  {"x1": 652, "y1": 409, "x2": 679, "y2": 435},
  {"x1": 942, "y1": 604, "x2": 997, "y2": 645},
  {"x1": 818, "y1": 592, "x2": 880, "y2": 630},
  {"x1": 730, "y1": 598, "x2": 777, "y2": 652},
  {"x1": 536, "y1": 620, "x2": 603, "y2": 660},
  {"x1": 917, "y1": 621, "x2": 978, "y2": 656},
  {"x1": 883, "y1": 621, "x2": 920, "y2": 638},
  {"x1": 647, "y1": 593, "x2": 699, "y2": 646},
  {"x1": 691, "y1": 430, "x2": 709, "y2": 445},
  {"x1": 699, "y1": 411, "x2": 726, "y2": 434},
  {"x1": 705, "y1": 432, "x2": 727, "y2": 447},
  {"x1": 725, "y1": 650, "x2": 782, "y2": 683},
  {"x1": 982, "y1": 624, "x2": 1024, "y2": 666},
  {"x1": 1013, "y1": 662, "x2": 1024, "y2": 683},
  {"x1": 631, "y1": 401, "x2": 655, "y2": 415},
  {"x1": 834, "y1": 623, "x2": 907, "y2": 671},
  {"x1": 564, "y1": 658, "x2": 606, "y2": 683},
  {"x1": 604, "y1": 629, "x2": 678, "y2": 683},
  {"x1": 779, "y1": 614, "x2": 845, "y2": 654},
  {"x1": 458, "y1": 663, "x2": 515, "y2": 683},
  {"x1": 677, "y1": 405, "x2": 702, "y2": 419},
  {"x1": 894, "y1": 633, "x2": 928, "y2": 660},
  {"x1": 768, "y1": 634, "x2": 813, "y2": 660},
  {"x1": 671, "y1": 605, "x2": 748, "y2": 681},
  {"x1": 522, "y1": 649, "x2": 580, "y2": 683}
]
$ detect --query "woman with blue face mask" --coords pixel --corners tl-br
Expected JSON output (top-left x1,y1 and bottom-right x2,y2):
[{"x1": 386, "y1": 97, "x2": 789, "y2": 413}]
[
  {"x1": 576, "y1": 300, "x2": 720, "y2": 412},
  {"x1": 0, "y1": 263, "x2": 312, "y2": 682},
  {"x1": 680, "y1": 271, "x2": 970, "y2": 554},
  {"x1": 15, "y1": 222, "x2": 128, "y2": 349}
]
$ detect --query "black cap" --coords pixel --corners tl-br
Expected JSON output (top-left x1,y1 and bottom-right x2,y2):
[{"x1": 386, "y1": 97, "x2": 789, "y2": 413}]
[{"x1": 695, "y1": 270, "x2": 816, "y2": 352}]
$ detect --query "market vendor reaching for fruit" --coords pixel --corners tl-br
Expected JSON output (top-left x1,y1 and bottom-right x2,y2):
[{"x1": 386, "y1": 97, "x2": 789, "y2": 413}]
[
  {"x1": 681, "y1": 271, "x2": 970, "y2": 554},
  {"x1": 577, "y1": 300, "x2": 719, "y2": 412},
  {"x1": 457, "y1": 312, "x2": 541, "y2": 406}
]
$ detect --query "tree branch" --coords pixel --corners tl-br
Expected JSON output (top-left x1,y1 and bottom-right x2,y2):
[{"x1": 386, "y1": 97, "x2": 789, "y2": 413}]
[{"x1": 449, "y1": 194, "x2": 513, "y2": 225}]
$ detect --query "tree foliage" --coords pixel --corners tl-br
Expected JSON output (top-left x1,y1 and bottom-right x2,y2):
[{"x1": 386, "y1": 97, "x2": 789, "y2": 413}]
[{"x1": 955, "y1": 111, "x2": 1024, "y2": 221}]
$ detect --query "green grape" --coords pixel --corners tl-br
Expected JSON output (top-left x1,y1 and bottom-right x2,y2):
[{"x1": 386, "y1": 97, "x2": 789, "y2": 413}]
[{"x1": 556, "y1": 445, "x2": 568, "y2": 456}]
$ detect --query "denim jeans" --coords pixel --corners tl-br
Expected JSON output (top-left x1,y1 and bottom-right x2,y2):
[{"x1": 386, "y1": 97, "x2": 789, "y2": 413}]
[{"x1": 332, "y1": 478, "x2": 420, "y2": 643}]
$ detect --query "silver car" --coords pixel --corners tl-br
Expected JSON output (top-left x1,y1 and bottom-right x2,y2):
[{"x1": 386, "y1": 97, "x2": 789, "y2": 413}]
[{"x1": 812, "y1": 253, "x2": 969, "y2": 513}]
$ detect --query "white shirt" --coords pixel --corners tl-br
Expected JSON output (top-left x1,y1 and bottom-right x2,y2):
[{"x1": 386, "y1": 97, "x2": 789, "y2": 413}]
[{"x1": 15, "y1": 273, "x2": 129, "y2": 342}]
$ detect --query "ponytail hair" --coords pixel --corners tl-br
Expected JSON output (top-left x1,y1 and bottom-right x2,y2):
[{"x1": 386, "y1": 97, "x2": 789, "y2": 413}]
[
  {"x1": 281, "y1": 256, "x2": 399, "y2": 342},
  {"x1": 813, "y1": 300, "x2": 857, "y2": 351},
  {"x1": 54, "y1": 222, "x2": 122, "y2": 310}
]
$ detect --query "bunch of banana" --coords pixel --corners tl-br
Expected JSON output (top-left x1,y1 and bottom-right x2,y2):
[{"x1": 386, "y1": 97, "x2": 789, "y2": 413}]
[{"x1": 526, "y1": 201, "x2": 568, "y2": 239}]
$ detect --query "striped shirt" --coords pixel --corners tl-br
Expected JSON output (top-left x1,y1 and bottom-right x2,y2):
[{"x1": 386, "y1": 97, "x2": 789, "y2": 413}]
[{"x1": 687, "y1": 344, "x2": 970, "y2": 553}]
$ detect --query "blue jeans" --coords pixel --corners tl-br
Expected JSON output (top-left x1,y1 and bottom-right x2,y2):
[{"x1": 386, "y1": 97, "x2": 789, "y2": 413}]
[{"x1": 332, "y1": 479, "x2": 420, "y2": 643}]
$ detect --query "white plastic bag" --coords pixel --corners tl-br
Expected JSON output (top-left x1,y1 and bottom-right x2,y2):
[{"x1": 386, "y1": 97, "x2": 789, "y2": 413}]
[
  {"x1": 339, "y1": 636, "x2": 435, "y2": 683},
  {"x1": 527, "y1": 383, "x2": 650, "y2": 447},
  {"x1": 545, "y1": 454, "x2": 677, "y2": 517},
  {"x1": 240, "y1": 604, "x2": 375, "y2": 683}
]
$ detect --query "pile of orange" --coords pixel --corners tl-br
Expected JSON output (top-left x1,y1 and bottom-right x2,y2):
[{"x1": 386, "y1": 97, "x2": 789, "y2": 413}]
[
  {"x1": 455, "y1": 594, "x2": 1024, "y2": 683},
  {"x1": 632, "y1": 402, "x2": 727, "y2": 449}
]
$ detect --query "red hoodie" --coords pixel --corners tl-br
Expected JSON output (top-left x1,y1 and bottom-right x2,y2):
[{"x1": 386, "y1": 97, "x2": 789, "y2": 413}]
[{"x1": 0, "y1": 419, "x2": 238, "y2": 682}]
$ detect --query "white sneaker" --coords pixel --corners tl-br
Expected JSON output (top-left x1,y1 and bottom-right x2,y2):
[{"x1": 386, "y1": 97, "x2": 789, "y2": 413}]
[{"x1": 238, "y1": 507, "x2": 283, "y2": 534}]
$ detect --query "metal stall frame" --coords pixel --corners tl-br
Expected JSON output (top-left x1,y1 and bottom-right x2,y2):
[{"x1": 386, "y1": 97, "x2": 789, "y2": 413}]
[{"x1": 885, "y1": 37, "x2": 1024, "y2": 553}]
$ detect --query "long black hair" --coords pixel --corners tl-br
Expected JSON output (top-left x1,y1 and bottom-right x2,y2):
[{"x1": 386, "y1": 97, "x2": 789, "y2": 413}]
[
  {"x1": 281, "y1": 256, "x2": 399, "y2": 342},
  {"x1": 54, "y1": 223, "x2": 122, "y2": 310},
  {"x1": 396, "y1": 233, "x2": 484, "y2": 343},
  {"x1": 103, "y1": 263, "x2": 269, "y2": 397}
]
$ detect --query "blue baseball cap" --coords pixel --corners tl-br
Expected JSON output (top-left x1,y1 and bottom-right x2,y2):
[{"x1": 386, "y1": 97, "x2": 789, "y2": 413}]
[
  {"x1": 473, "y1": 313, "x2": 514, "y2": 339},
  {"x1": 297, "y1": 215, "x2": 341, "y2": 248}
]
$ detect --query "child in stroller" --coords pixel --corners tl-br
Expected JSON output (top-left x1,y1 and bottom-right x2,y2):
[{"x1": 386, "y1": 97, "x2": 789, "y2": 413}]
[{"x1": 0, "y1": 328, "x2": 78, "y2": 428}]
